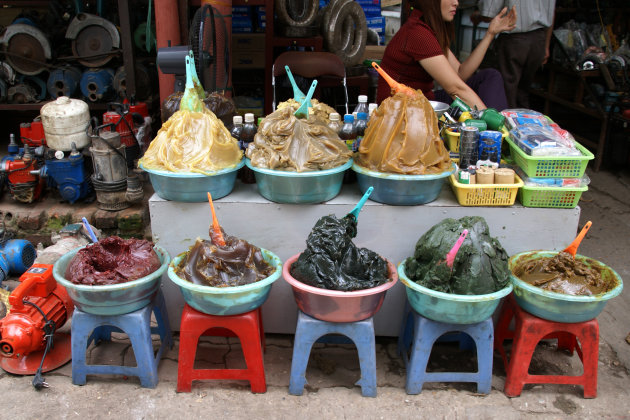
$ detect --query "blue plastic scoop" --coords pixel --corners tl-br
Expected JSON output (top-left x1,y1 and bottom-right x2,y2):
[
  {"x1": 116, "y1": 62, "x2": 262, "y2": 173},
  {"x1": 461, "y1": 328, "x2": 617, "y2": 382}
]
[
  {"x1": 285, "y1": 65, "x2": 306, "y2": 103},
  {"x1": 81, "y1": 217, "x2": 98, "y2": 243},
  {"x1": 294, "y1": 80, "x2": 317, "y2": 118},
  {"x1": 347, "y1": 186, "x2": 374, "y2": 220}
]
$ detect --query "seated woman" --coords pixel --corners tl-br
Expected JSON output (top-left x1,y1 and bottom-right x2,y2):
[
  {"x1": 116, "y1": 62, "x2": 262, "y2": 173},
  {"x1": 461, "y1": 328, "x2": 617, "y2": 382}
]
[{"x1": 376, "y1": 0, "x2": 516, "y2": 111}]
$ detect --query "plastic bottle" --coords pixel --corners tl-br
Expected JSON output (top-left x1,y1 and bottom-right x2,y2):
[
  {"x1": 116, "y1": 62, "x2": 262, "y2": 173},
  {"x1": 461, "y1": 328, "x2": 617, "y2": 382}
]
[
  {"x1": 239, "y1": 113, "x2": 257, "y2": 184},
  {"x1": 338, "y1": 114, "x2": 356, "y2": 151},
  {"x1": 230, "y1": 115, "x2": 243, "y2": 148},
  {"x1": 353, "y1": 94, "x2": 369, "y2": 115},
  {"x1": 328, "y1": 112, "x2": 342, "y2": 134},
  {"x1": 353, "y1": 112, "x2": 368, "y2": 152}
]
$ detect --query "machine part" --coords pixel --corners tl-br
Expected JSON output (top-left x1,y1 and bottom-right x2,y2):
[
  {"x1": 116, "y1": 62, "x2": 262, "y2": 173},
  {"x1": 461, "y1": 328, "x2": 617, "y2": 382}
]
[
  {"x1": 89, "y1": 130, "x2": 128, "y2": 183},
  {"x1": 2, "y1": 145, "x2": 44, "y2": 203},
  {"x1": 80, "y1": 68, "x2": 114, "y2": 102},
  {"x1": 102, "y1": 103, "x2": 138, "y2": 152},
  {"x1": 0, "y1": 60, "x2": 17, "y2": 84},
  {"x1": 112, "y1": 64, "x2": 152, "y2": 101},
  {"x1": 91, "y1": 175, "x2": 130, "y2": 211},
  {"x1": 66, "y1": 13, "x2": 120, "y2": 67},
  {"x1": 0, "y1": 239, "x2": 36, "y2": 280},
  {"x1": 322, "y1": 0, "x2": 367, "y2": 66},
  {"x1": 20, "y1": 118, "x2": 46, "y2": 148},
  {"x1": 125, "y1": 173, "x2": 144, "y2": 203},
  {"x1": 0, "y1": 264, "x2": 73, "y2": 377},
  {"x1": 46, "y1": 66, "x2": 82, "y2": 99},
  {"x1": 276, "y1": 0, "x2": 319, "y2": 27},
  {"x1": 40, "y1": 96, "x2": 90, "y2": 151},
  {"x1": 133, "y1": 22, "x2": 156, "y2": 52},
  {"x1": 41, "y1": 144, "x2": 92, "y2": 204},
  {"x1": 0, "y1": 79, "x2": 6, "y2": 103},
  {"x1": 18, "y1": 75, "x2": 47, "y2": 101},
  {"x1": 0, "y1": 24, "x2": 51, "y2": 75},
  {"x1": 8, "y1": 83, "x2": 38, "y2": 103}
]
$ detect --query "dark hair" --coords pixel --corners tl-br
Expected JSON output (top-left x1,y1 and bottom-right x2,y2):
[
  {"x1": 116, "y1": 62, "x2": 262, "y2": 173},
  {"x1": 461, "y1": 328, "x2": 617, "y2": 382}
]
[{"x1": 410, "y1": 0, "x2": 455, "y2": 54}]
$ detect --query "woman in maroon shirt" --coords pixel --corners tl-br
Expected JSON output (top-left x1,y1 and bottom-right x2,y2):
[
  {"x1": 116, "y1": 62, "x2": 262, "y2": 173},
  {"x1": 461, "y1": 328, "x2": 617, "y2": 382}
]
[{"x1": 376, "y1": 0, "x2": 516, "y2": 110}]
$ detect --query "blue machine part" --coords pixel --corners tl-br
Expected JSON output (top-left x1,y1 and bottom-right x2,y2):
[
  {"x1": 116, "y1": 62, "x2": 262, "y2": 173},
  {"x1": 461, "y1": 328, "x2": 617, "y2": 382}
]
[
  {"x1": 43, "y1": 153, "x2": 92, "y2": 203},
  {"x1": 47, "y1": 67, "x2": 82, "y2": 99},
  {"x1": 80, "y1": 68, "x2": 114, "y2": 102},
  {"x1": 0, "y1": 239, "x2": 36, "y2": 283},
  {"x1": 18, "y1": 75, "x2": 47, "y2": 101}
]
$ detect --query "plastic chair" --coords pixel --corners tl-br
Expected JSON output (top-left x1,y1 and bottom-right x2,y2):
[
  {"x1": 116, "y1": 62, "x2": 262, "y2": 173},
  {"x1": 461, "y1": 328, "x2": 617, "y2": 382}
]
[
  {"x1": 494, "y1": 294, "x2": 599, "y2": 398},
  {"x1": 177, "y1": 304, "x2": 266, "y2": 393},
  {"x1": 289, "y1": 310, "x2": 377, "y2": 397},
  {"x1": 397, "y1": 303, "x2": 494, "y2": 394},
  {"x1": 71, "y1": 290, "x2": 172, "y2": 388},
  {"x1": 272, "y1": 51, "x2": 350, "y2": 114}
]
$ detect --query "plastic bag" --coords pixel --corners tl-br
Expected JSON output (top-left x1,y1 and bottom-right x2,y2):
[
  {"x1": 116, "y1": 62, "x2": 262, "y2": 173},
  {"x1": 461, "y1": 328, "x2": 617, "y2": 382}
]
[
  {"x1": 354, "y1": 91, "x2": 451, "y2": 175},
  {"x1": 246, "y1": 106, "x2": 352, "y2": 172},
  {"x1": 162, "y1": 91, "x2": 238, "y2": 128},
  {"x1": 509, "y1": 125, "x2": 581, "y2": 157},
  {"x1": 515, "y1": 167, "x2": 590, "y2": 188}
]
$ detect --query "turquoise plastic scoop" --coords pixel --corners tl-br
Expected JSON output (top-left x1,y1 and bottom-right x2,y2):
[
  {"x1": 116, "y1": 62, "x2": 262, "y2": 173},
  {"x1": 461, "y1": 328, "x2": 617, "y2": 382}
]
[
  {"x1": 347, "y1": 186, "x2": 374, "y2": 220},
  {"x1": 181, "y1": 55, "x2": 203, "y2": 112},
  {"x1": 188, "y1": 50, "x2": 205, "y2": 99},
  {"x1": 285, "y1": 65, "x2": 306, "y2": 103},
  {"x1": 294, "y1": 80, "x2": 317, "y2": 118},
  {"x1": 81, "y1": 217, "x2": 98, "y2": 243}
]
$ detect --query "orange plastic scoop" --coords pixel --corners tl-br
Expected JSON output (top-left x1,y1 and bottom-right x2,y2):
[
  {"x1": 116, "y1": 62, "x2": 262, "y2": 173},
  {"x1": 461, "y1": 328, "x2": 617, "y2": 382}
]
[
  {"x1": 207, "y1": 192, "x2": 225, "y2": 246},
  {"x1": 563, "y1": 220, "x2": 592, "y2": 257},
  {"x1": 371, "y1": 62, "x2": 417, "y2": 97}
]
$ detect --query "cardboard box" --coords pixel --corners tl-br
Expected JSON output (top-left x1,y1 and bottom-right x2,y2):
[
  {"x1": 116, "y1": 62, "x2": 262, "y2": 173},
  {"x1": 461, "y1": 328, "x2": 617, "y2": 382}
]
[
  {"x1": 361, "y1": 5, "x2": 382, "y2": 16},
  {"x1": 232, "y1": 34, "x2": 265, "y2": 51},
  {"x1": 232, "y1": 51, "x2": 265, "y2": 68},
  {"x1": 381, "y1": 0, "x2": 401, "y2": 7},
  {"x1": 361, "y1": 45, "x2": 386, "y2": 62}
]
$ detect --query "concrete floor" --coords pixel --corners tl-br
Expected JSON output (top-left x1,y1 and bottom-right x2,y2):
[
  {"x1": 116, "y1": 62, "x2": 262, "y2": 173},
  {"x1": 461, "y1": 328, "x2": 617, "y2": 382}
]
[{"x1": 1, "y1": 167, "x2": 629, "y2": 419}]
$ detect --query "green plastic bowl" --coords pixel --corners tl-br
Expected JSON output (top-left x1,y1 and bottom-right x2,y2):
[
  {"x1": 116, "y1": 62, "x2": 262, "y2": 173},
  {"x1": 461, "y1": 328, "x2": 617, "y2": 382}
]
[
  {"x1": 398, "y1": 260, "x2": 512, "y2": 324},
  {"x1": 168, "y1": 248, "x2": 282, "y2": 315},
  {"x1": 509, "y1": 251, "x2": 623, "y2": 322},
  {"x1": 139, "y1": 160, "x2": 244, "y2": 202},
  {"x1": 52, "y1": 245, "x2": 170, "y2": 315},
  {"x1": 246, "y1": 158, "x2": 352, "y2": 204}
]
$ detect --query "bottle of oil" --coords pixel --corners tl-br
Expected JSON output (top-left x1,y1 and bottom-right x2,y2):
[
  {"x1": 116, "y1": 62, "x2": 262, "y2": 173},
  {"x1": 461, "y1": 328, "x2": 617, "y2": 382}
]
[
  {"x1": 338, "y1": 114, "x2": 356, "y2": 151},
  {"x1": 239, "y1": 113, "x2": 257, "y2": 184},
  {"x1": 230, "y1": 115, "x2": 243, "y2": 148},
  {"x1": 328, "y1": 112, "x2": 342, "y2": 134}
]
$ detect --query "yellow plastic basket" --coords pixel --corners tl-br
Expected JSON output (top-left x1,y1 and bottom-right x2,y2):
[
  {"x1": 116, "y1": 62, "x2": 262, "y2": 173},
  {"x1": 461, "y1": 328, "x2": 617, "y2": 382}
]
[{"x1": 449, "y1": 173, "x2": 523, "y2": 206}]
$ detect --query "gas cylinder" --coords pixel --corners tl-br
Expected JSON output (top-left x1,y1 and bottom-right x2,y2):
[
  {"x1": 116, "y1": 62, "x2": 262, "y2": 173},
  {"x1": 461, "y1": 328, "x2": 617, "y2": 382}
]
[{"x1": 40, "y1": 96, "x2": 90, "y2": 151}]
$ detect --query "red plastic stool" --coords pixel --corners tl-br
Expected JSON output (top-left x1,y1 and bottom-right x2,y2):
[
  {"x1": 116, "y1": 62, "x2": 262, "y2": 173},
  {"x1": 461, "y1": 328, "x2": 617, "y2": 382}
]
[
  {"x1": 494, "y1": 294, "x2": 599, "y2": 398},
  {"x1": 177, "y1": 304, "x2": 266, "y2": 393}
]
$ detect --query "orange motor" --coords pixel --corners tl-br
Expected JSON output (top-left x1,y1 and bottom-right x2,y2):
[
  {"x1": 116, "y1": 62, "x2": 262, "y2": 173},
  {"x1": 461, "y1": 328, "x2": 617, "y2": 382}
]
[{"x1": 0, "y1": 264, "x2": 74, "y2": 358}]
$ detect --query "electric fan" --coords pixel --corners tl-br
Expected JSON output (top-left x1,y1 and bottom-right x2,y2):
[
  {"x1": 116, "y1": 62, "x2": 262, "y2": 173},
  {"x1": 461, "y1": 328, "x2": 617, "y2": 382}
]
[{"x1": 189, "y1": 3, "x2": 230, "y2": 93}]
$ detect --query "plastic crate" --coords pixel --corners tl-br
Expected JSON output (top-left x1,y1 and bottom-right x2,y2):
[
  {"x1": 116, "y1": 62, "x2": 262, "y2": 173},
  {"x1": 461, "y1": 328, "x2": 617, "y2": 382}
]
[
  {"x1": 449, "y1": 174, "x2": 523, "y2": 206},
  {"x1": 518, "y1": 184, "x2": 588, "y2": 208},
  {"x1": 505, "y1": 136, "x2": 594, "y2": 178}
]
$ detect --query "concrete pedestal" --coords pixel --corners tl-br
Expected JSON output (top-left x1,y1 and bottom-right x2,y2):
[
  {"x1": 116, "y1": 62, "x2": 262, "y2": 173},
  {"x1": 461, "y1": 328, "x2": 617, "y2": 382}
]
[{"x1": 150, "y1": 182, "x2": 580, "y2": 336}]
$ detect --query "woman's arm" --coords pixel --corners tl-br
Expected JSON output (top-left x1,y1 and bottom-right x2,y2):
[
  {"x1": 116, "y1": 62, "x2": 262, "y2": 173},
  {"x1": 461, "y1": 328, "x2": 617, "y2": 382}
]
[
  {"x1": 420, "y1": 54, "x2": 486, "y2": 110},
  {"x1": 458, "y1": 6, "x2": 516, "y2": 81}
]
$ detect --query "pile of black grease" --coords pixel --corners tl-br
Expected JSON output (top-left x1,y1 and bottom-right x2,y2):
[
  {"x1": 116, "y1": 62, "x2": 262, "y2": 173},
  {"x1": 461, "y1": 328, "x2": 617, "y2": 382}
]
[{"x1": 290, "y1": 214, "x2": 389, "y2": 291}]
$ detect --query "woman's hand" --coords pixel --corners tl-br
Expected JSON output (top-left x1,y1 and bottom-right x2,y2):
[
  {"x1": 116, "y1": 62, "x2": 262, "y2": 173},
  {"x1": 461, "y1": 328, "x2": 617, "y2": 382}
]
[{"x1": 487, "y1": 6, "x2": 516, "y2": 36}]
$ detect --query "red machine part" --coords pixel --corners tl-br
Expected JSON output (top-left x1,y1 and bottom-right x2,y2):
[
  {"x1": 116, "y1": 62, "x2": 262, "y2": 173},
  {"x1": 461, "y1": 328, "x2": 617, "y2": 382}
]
[
  {"x1": 103, "y1": 108, "x2": 136, "y2": 148},
  {"x1": 4, "y1": 156, "x2": 44, "y2": 203},
  {"x1": 19, "y1": 120, "x2": 46, "y2": 147}
]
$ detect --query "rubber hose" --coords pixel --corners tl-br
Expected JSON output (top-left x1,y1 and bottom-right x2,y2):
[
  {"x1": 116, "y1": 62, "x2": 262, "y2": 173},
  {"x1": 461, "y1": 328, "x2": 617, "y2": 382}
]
[
  {"x1": 276, "y1": 0, "x2": 319, "y2": 27},
  {"x1": 324, "y1": 0, "x2": 367, "y2": 66}
]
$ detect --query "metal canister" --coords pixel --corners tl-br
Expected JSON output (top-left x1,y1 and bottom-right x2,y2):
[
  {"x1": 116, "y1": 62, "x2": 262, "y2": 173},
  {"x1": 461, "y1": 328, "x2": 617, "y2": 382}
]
[
  {"x1": 459, "y1": 126, "x2": 479, "y2": 169},
  {"x1": 464, "y1": 119, "x2": 488, "y2": 131},
  {"x1": 481, "y1": 108, "x2": 506, "y2": 130}
]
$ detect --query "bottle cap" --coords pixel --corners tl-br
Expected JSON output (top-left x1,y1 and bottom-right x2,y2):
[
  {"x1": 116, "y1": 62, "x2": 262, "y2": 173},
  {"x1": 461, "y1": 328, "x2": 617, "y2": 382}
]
[
  {"x1": 368, "y1": 103, "x2": 378, "y2": 113},
  {"x1": 329, "y1": 112, "x2": 340, "y2": 121},
  {"x1": 233, "y1": 115, "x2": 243, "y2": 124},
  {"x1": 244, "y1": 113, "x2": 255, "y2": 123},
  {"x1": 343, "y1": 114, "x2": 354, "y2": 123},
  {"x1": 357, "y1": 112, "x2": 368, "y2": 120},
  {"x1": 358, "y1": 95, "x2": 368, "y2": 103}
]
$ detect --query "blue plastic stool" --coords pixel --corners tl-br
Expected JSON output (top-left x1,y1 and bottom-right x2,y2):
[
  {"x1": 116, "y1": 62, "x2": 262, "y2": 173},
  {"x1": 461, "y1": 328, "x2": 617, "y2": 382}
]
[
  {"x1": 397, "y1": 303, "x2": 494, "y2": 394},
  {"x1": 289, "y1": 310, "x2": 377, "y2": 397},
  {"x1": 71, "y1": 290, "x2": 172, "y2": 388}
]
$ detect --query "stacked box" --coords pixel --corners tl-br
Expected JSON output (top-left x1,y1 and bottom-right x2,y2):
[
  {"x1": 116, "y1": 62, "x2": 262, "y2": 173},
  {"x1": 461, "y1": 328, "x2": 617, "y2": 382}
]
[
  {"x1": 232, "y1": 6, "x2": 253, "y2": 33},
  {"x1": 255, "y1": 6, "x2": 266, "y2": 33}
]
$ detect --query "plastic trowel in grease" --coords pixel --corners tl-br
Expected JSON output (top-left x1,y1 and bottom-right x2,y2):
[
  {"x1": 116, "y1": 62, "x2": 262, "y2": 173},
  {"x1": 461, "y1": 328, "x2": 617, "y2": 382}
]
[
  {"x1": 294, "y1": 80, "x2": 318, "y2": 118},
  {"x1": 437, "y1": 229, "x2": 469, "y2": 272},
  {"x1": 207, "y1": 192, "x2": 226, "y2": 246},
  {"x1": 347, "y1": 186, "x2": 374, "y2": 220},
  {"x1": 285, "y1": 66, "x2": 306, "y2": 103},
  {"x1": 371, "y1": 62, "x2": 417, "y2": 97},
  {"x1": 563, "y1": 221, "x2": 592, "y2": 258}
]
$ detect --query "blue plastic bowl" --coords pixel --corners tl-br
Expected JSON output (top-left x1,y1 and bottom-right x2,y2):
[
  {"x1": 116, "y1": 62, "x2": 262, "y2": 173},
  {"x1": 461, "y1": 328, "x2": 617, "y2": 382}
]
[
  {"x1": 509, "y1": 251, "x2": 623, "y2": 322},
  {"x1": 52, "y1": 245, "x2": 170, "y2": 315},
  {"x1": 168, "y1": 248, "x2": 282, "y2": 315},
  {"x1": 352, "y1": 163, "x2": 455, "y2": 205},
  {"x1": 139, "y1": 160, "x2": 244, "y2": 202},
  {"x1": 398, "y1": 260, "x2": 513, "y2": 324},
  {"x1": 246, "y1": 158, "x2": 352, "y2": 204}
]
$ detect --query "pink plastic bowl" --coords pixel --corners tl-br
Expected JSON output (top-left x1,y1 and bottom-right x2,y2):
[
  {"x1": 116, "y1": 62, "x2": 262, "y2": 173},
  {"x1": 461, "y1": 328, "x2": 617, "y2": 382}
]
[{"x1": 282, "y1": 253, "x2": 398, "y2": 322}]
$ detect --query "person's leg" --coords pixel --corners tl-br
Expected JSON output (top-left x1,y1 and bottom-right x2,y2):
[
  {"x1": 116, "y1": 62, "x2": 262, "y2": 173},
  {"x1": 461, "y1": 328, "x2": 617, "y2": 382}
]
[
  {"x1": 465, "y1": 68, "x2": 508, "y2": 110},
  {"x1": 495, "y1": 32, "x2": 528, "y2": 108},
  {"x1": 517, "y1": 29, "x2": 547, "y2": 108}
]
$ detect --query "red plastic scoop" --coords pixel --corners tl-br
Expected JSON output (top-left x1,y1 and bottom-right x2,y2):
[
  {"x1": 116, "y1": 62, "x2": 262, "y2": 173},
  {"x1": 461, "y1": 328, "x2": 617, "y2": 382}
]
[
  {"x1": 207, "y1": 192, "x2": 225, "y2": 246},
  {"x1": 371, "y1": 62, "x2": 417, "y2": 97},
  {"x1": 563, "y1": 220, "x2": 592, "y2": 257},
  {"x1": 446, "y1": 229, "x2": 469, "y2": 268}
]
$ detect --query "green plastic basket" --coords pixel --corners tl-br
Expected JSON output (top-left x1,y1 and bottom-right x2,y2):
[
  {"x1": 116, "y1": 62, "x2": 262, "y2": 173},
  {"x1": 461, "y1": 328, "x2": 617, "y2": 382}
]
[
  {"x1": 505, "y1": 136, "x2": 593, "y2": 178},
  {"x1": 519, "y1": 184, "x2": 588, "y2": 208}
]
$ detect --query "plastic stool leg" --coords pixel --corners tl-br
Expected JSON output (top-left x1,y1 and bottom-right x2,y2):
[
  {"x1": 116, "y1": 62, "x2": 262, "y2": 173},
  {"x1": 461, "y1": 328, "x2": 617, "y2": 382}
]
[
  {"x1": 504, "y1": 317, "x2": 538, "y2": 397},
  {"x1": 124, "y1": 308, "x2": 159, "y2": 388},
  {"x1": 397, "y1": 303, "x2": 413, "y2": 361},
  {"x1": 289, "y1": 313, "x2": 317, "y2": 396},
  {"x1": 71, "y1": 310, "x2": 91, "y2": 386},
  {"x1": 153, "y1": 290, "x2": 173, "y2": 350},
  {"x1": 579, "y1": 322, "x2": 599, "y2": 398},
  {"x1": 176, "y1": 313, "x2": 201, "y2": 393},
  {"x1": 346, "y1": 322, "x2": 377, "y2": 398},
  {"x1": 404, "y1": 314, "x2": 436, "y2": 395},
  {"x1": 466, "y1": 319, "x2": 494, "y2": 394},
  {"x1": 239, "y1": 316, "x2": 266, "y2": 393}
]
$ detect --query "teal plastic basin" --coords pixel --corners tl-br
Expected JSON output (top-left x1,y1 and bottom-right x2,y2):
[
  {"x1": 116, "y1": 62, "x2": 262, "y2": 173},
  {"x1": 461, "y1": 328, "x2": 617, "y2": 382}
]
[
  {"x1": 352, "y1": 163, "x2": 455, "y2": 205},
  {"x1": 53, "y1": 245, "x2": 170, "y2": 315},
  {"x1": 168, "y1": 248, "x2": 282, "y2": 315},
  {"x1": 398, "y1": 260, "x2": 512, "y2": 324},
  {"x1": 246, "y1": 158, "x2": 352, "y2": 204},
  {"x1": 139, "y1": 160, "x2": 244, "y2": 202},
  {"x1": 509, "y1": 251, "x2": 623, "y2": 322}
]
